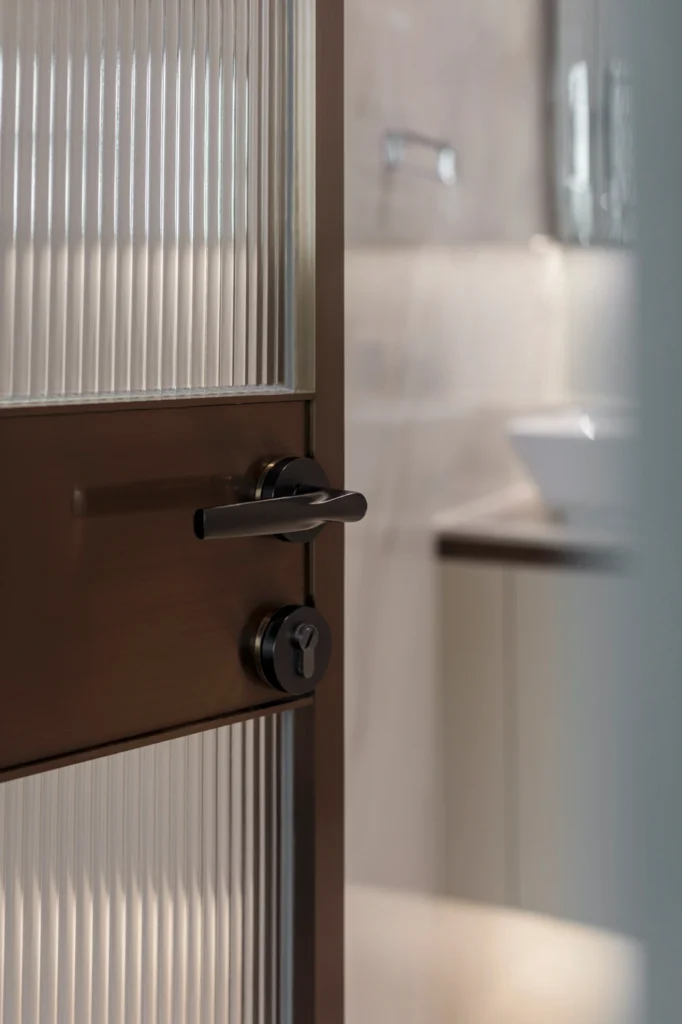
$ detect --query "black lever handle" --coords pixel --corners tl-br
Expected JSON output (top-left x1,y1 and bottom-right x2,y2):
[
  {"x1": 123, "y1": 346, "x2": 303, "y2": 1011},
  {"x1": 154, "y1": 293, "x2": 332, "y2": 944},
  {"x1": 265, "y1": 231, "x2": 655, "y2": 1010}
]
[
  {"x1": 194, "y1": 457, "x2": 368, "y2": 543},
  {"x1": 195, "y1": 488, "x2": 367, "y2": 540}
]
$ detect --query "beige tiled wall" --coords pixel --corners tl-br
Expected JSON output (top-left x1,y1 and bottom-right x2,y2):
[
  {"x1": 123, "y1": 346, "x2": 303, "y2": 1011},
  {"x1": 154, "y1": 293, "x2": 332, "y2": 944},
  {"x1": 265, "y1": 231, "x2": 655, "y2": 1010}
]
[
  {"x1": 344, "y1": 244, "x2": 567, "y2": 897},
  {"x1": 343, "y1": 0, "x2": 564, "y2": 911},
  {"x1": 344, "y1": 242, "x2": 631, "y2": 896},
  {"x1": 346, "y1": 244, "x2": 567, "y2": 522},
  {"x1": 347, "y1": 245, "x2": 566, "y2": 404},
  {"x1": 344, "y1": 5, "x2": 636, "y2": 1020},
  {"x1": 345, "y1": 0, "x2": 551, "y2": 246},
  {"x1": 563, "y1": 249, "x2": 637, "y2": 403}
]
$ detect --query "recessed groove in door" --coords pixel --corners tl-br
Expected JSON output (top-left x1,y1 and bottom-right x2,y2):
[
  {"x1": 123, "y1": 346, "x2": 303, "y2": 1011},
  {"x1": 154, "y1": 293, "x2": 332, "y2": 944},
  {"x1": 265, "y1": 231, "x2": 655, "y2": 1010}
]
[
  {"x1": 0, "y1": 713, "x2": 294, "y2": 1024},
  {"x1": 0, "y1": 0, "x2": 315, "y2": 405}
]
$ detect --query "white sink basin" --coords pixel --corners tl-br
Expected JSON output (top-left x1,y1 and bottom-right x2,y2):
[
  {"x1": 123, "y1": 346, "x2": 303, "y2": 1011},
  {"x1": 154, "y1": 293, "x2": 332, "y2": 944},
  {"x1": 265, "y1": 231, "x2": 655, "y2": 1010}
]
[{"x1": 508, "y1": 408, "x2": 634, "y2": 529}]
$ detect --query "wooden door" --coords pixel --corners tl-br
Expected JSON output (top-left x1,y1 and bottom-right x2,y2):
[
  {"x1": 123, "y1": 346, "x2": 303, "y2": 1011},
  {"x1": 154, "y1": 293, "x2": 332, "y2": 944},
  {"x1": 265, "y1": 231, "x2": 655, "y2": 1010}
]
[{"x1": 0, "y1": 1, "x2": 346, "y2": 1021}]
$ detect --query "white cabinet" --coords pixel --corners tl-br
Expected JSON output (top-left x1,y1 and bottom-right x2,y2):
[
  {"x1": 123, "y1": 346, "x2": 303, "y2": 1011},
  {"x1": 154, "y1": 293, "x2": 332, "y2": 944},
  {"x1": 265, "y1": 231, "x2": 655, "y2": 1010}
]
[
  {"x1": 440, "y1": 559, "x2": 633, "y2": 931},
  {"x1": 440, "y1": 561, "x2": 510, "y2": 905}
]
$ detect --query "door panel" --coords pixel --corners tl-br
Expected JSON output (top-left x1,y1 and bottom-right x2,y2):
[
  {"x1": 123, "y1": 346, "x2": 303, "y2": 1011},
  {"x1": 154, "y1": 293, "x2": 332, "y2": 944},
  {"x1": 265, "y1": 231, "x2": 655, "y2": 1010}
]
[
  {"x1": 0, "y1": 713, "x2": 294, "y2": 1023},
  {"x1": 0, "y1": 0, "x2": 344, "y2": 1019},
  {"x1": 0, "y1": 398, "x2": 307, "y2": 772}
]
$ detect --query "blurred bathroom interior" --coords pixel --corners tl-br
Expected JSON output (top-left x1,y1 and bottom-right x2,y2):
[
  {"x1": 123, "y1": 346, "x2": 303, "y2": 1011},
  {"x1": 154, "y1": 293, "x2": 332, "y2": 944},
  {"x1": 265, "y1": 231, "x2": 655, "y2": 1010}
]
[{"x1": 344, "y1": 2, "x2": 641, "y2": 1022}]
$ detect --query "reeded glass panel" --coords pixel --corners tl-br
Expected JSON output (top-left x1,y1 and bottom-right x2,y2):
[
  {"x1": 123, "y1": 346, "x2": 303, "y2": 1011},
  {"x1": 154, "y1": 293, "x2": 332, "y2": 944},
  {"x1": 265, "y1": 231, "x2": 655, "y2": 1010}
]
[
  {"x1": 0, "y1": 714, "x2": 293, "y2": 1023},
  {"x1": 0, "y1": 0, "x2": 314, "y2": 404}
]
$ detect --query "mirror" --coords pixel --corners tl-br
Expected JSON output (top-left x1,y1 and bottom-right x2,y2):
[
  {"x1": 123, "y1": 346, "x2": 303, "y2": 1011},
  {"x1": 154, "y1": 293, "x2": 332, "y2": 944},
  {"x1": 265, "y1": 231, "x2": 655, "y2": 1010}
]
[{"x1": 552, "y1": 0, "x2": 635, "y2": 246}]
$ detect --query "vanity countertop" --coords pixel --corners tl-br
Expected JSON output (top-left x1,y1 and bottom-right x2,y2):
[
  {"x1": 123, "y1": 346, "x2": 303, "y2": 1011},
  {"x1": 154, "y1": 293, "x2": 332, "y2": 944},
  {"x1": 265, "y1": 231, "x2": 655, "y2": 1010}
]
[{"x1": 433, "y1": 490, "x2": 630, "y2": 570}]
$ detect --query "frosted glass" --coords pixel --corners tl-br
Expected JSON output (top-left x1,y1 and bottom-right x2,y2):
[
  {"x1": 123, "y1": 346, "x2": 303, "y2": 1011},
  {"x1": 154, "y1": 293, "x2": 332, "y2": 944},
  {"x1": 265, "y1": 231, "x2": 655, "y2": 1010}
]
[
  {"x1": 0, "y1": 714, "x2": 293, "y2": 1024},
  {"x1": 0, "y1": 0, "x2": 314, "y2": 403}
]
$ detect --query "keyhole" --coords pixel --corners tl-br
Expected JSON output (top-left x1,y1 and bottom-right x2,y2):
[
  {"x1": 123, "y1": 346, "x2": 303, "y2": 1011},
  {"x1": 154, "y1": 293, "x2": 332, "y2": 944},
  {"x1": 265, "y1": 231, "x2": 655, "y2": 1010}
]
[{"x1": 293, "y1": 623, "x2": 320, "y2": 680}]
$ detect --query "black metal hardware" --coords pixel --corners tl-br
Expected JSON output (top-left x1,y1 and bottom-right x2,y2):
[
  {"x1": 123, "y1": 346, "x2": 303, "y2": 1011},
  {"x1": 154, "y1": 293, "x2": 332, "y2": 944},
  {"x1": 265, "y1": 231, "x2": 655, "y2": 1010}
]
[
  {"x1": 292, "y1": 622, "x2": 320, "y2": 679},
  {"x1": 253, "y1": 605, "x2": 332, "y2": 695},
  {"x1": 194, "y1": 456, "x2": 368, "y2": 543}
]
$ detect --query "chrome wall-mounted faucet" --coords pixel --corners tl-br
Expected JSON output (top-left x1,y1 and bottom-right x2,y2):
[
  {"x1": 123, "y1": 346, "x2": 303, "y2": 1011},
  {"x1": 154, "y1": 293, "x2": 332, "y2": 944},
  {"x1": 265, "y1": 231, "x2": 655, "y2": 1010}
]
[{"x1": 383, "y1": 130, "x2": 457, "y2": 186}]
